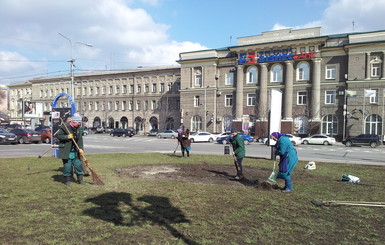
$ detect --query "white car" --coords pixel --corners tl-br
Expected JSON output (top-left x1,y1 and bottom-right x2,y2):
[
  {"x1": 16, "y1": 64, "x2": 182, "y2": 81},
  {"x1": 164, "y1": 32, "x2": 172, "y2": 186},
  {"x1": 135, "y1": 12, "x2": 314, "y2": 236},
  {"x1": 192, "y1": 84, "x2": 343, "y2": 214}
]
[
  {"x1": 301, "y1": 134, "x2": 336, "y2": 145},
  {"x1": 214, "y1": 132, "x2": 231, "y2": 140},
  {"x1": 286, "y1": 134, "x2": 301, "y2": 146},
  {"x1": 189, "y1": 132, "x2": 216, "y2": 143}
]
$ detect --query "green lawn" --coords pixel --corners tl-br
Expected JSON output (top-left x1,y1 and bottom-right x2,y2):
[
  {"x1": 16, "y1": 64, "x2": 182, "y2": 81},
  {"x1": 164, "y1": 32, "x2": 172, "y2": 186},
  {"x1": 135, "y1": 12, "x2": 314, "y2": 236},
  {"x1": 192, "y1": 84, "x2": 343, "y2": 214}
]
[{"x1": 0, "y1": 153, "x2": 384, "y2": 245}]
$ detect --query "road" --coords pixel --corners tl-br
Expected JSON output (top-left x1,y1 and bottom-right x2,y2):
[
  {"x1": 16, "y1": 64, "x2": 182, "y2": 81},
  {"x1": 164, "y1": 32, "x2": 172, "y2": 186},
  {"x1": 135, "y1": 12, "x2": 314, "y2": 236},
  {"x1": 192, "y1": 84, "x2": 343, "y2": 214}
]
[{"x1": 2, "y1": 134, "x2": 385, "y2": 166}]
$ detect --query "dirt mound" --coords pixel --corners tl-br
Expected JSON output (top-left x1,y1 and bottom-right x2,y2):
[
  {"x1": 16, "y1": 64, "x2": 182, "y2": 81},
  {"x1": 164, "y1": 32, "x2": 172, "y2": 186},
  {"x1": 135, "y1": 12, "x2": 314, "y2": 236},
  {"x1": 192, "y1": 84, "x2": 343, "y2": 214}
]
[{"x1": 116, "y1": 164, "x2": 280, "y2": 189}]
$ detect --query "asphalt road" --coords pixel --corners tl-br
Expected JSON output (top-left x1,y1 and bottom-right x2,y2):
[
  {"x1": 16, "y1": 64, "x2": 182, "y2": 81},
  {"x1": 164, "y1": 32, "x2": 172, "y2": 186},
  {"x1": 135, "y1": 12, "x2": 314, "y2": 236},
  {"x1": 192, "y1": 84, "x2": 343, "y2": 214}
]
[{"x1": 2, "y1": 134, "x2": 385, "y2": 166}]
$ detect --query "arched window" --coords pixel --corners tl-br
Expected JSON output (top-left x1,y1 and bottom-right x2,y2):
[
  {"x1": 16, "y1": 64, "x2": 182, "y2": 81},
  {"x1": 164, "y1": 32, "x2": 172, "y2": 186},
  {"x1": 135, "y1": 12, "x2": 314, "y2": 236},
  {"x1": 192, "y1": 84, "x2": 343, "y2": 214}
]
[
  {"x1": 294, "y1": 115, "x2": 308, "y2": 134},
  {"x1": 297, "y1": 62, "x2": 310, "y2": 81},
  {"x1": 365, "y1": 114, "x2": 382, "y2": 134},
  {"x1": 322, "y1": 115, "x2": 338, "y2": 136},
  {"x1": 191, "y1": 115, "x2": 202, "y2": 132},
  {"x1": 271, "y1": 64, "x2": 283, "y2": 82},
  {"x1": 246, "y1": 67, "x2": 258, "y2": 84}
]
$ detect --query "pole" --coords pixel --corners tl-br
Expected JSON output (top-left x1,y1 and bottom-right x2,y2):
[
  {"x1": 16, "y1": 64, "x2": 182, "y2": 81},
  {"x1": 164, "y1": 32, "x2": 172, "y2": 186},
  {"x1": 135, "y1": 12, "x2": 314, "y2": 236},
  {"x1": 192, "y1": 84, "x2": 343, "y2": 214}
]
[
  {"x1": 382, "y1": 88, "x2": 385, "y2": 140},
  {"x1": 204, "y1": 86, "x2": 207, "y2": 131},
  {"x1": 362, "y1": 89, "x2": 365, "y2": 134},
  {"x1": 343, "y1": 90, "x2": 347, "y2": 139}
]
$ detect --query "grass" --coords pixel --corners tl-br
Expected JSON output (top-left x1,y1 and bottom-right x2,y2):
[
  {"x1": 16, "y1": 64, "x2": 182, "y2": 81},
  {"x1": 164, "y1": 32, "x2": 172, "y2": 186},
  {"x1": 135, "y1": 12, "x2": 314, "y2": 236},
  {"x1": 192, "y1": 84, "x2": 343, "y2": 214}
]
[{"x1": 0, "y1": 153, "x2": 384, "y2": 245}]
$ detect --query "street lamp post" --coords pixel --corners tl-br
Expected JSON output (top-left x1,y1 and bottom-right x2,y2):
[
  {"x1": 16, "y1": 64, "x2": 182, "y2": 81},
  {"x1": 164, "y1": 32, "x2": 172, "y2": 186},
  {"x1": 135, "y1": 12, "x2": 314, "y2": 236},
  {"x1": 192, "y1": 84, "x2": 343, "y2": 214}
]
[{"x1": 58, "y1": 33, "x2": 92, "y2": 101}]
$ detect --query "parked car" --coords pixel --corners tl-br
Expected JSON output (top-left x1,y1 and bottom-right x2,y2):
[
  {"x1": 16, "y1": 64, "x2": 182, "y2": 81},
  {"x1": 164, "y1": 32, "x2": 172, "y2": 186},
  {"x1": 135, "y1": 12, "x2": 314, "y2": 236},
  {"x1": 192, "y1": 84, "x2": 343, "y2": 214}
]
[
  {"x1": 216, "y1": 133, "x2": 254, "y2": 145},
  {"x1": 37, "y1": 128, "x2": 52, "y2": 144},
  {"x1": 256, "y1": 136, "x2": 268, "y2": 143},
  {"x1": 109, "y1": 128, "x2": 134, "y2": 137},
  {"x1": 0, "y1": 128, "x2": 18, "y2": 144},
  {"x1": 342, "y1": 134, "x2": 381, "y2": 148},
  {"x1": 286, "y1": 134, "x2": 302, "y2": 146},
  {"x1": 95, "y1": 126, "x2": 106, "y2": 134},
  {"x1": 301, "y1": 134, "x2": 336, "y2": 145},
  {"x1": 35, "y1": 125, "x2": 51, "y2": 132},
  {"x1": 147, "y1": 128, "x2": 159, "y2": 136},
  {"x1": 189, "y1": 132, "x2": 216, "y2": 143},
  {"x1": 157, "y1": 130, "x2": 178, "y2": 139},
  {"x1": 214, "y1": 132, "x2": 231, "y2": 140},
  {"x1": 10, "y1": 128, "x2": 42, "y2": 144}
]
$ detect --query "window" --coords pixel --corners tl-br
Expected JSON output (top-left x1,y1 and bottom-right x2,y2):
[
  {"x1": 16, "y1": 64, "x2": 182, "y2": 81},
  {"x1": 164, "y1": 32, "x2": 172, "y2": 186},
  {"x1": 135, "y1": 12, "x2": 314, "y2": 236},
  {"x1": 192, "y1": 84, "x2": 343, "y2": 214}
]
[
  {"x1": 151, "y1": 100, "x2": 156, "y2": 110},
  {"x1": 365, "y1": 114, "x2": 382, "y2": 134},
  {"x1": 160, "y1": 83, "x2": 165, "y2": 92},
  {"x1": 115, "y1": 101, "x2": 119, "y2": 110},
  {"x1": 325, "y1": 90, "x2": 336, "y2": 104},
  {"x1": 326, "y1": 65, "x2": 336, "y2": 79},
  {"x1": 145, "y1": 84, "x2": 149, "y2": 93},
  {"x1": 369, "y1": 89, "x2": 378, "y2": 104},
  {"x1": 96, "y1": 87, "x2": 100, "y2": 95},
  {"x1": 102, "y1": 86, "x2": 106, "y2": 95},
  {"x1": 129, "y1": 85, "x2": 134, "y2": 94},
  {"x1": 247, "y1": 94, "x2": 256, "y2": 106},
  {"x1": 95, "y1": 101, "x2": 99, "y2": 111},
  {"x1": 107, "y1": 101, "x2": 112, "y2": 110},
  {"x1": 225, "y1": 73, "x2": 234, "y2": 85},
  {"x1": 137, "y1": 84, "x2": 141, "y2": 94},
  {"x1": 297, "y1": 91, "x2": 307, "y2": 105},
  {"x1": 371, "y1": 63, "x2": 381, "y2": 77},
  {"x1": 167, "y1": 83, "x2": 171, "y2": 92},
  {"x1": 194, "y1": 96, "x2": 200, "y2": 107},
  {"x1": 322, "y1": 115, "x2": 338, "y2": 136},
  {"x1": 144, "y1": 100, "x2": 148, "y2": 111},
  {"x1": 294, "y1": 115, "x2": 308, "y2": 134},
  {"x1": 297, "y1": 62, "x2": 309, "y2": 81},
  {"x1": 89, "y1": 87, "x2": 93, "y2": 96},
  {"x1": 136, "y1": 101, "x2": 140, "y2": 110},
  {"x1": 122, "y1": 101, "x2": 126, "y2": 111},
  {"x1": 191, "y1": 115, "x2": 202, "y2": 132},
  {"x1": 129, "y1": 101, "x2": 133, "y2": 111},
  {"x1": 271, "y1": 64, "x2": 283, "y2": 82},
  {"x1": 152, "y1": 83, "x2": 157, "y2": 93},
  {"x1": 246, "y1": 67, "x2": 257, "y2": 84},
  {"x1": 109, "y1": 86, "x2": 113, "y2": 94},
  {"x1": 122, "y1": 85, "x2": 127, "y2": 94},
  {"x1": 88, "y1": 102, "x2": 92, "y2": 111},
  {"x1": 83, "y1": 87, "x2": 87, "y2": 96},
  {"x1": 225, "y1": 95, "x2": 233, "y2": 107},
  {"x1": 115, "y1": 85, "x2": 120, "y2": 94},
  {"x1": 194, "y1": 69, "x2": 202, "y2": 87}
]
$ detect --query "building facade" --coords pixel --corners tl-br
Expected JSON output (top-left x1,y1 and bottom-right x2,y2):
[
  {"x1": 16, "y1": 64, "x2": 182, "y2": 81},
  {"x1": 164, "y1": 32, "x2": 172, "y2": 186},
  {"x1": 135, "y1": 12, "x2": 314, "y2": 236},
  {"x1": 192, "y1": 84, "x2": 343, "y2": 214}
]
[
  {"x1": 8, "y1": 66, "x2": 181, "y2": 134},
  {"x1": 177, "y1": 27, "x2": 385, "y2": 140},
  {"x1": 6, "y1": 28, "x2": 385, "y2": 140}
]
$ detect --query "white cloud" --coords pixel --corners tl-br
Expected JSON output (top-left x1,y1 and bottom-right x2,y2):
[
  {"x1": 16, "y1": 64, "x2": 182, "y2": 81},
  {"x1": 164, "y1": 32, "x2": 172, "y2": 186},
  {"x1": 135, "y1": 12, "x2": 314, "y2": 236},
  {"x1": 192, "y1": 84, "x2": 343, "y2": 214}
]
[{"x1": 0, "y1": 0, "x2": 207, "y2": 84}]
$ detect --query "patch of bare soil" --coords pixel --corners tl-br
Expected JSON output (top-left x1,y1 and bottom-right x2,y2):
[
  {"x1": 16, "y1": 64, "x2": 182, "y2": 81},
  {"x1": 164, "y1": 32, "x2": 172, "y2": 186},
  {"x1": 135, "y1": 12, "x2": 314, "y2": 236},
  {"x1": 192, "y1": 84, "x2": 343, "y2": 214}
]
[{"x1": 116, "y1": 163, "x2": 280, "y2": 190}]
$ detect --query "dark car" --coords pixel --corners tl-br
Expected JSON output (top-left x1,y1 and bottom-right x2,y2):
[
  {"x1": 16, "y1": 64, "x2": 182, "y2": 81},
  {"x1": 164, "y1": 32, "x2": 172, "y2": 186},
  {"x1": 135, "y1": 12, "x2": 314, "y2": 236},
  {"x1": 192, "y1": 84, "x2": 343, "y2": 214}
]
[
  {"x1": 10, "y1": 128, "x2": 42, "y2": 144},
  {"x1": 37, "y1": 128, "x2": 52, "y2": 144},
  {"x1": 35, "y1": 125, "x2": 51, "y2": 132},
  {"x1": 109, "y1": 128, "x2": 134, "y2": 137},
  {"x1": 216, "y1": 133, "x2": 254, "y2": 145},
  {"x1": 95, "y1": 126, "x2": 106, "y2": 134},
  {"x1": 0, "y1": 128, "x2": 18, "y2": 144},
  {"x1": 342, "y1": 134, "x2": 382, "y2": 148}
]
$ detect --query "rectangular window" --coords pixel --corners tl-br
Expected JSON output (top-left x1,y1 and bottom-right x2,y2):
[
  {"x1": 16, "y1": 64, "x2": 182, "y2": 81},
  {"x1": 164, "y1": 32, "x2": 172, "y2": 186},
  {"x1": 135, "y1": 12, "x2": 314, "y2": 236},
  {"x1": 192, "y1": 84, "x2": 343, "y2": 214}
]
[
  {"x1": 129, "y1": 101, "x2": 133, "y2": 111},
  {"x1": 297, "y1": 91, "x2": 307, "y2": 105},
  {"x1": 145, "y1": 84, "x2": 149, "y2": 93},
  {"x1": 115, "y1": 101, "x2": 119, "y2": 110},
  {"x1": 325, "y1": 90, "x2": 336, "y2": 104},
  {"x1": 89, "y1": 87, "x2": 93, "y2": 96},
  {"x1": 122, "y1": 85, "x2": 127, "y2": 94},
  {"x1": 194, "y1": 96, "x2": 200, "y2": 107},
  {"x1": 225, "y1": 94, "x2": 233, "y2": 107},
  {"x1": 144, "y1": 100, "x2": 148, "y2": 111},
  {"x1": 115, "y1": 85, "x2": 120, "y2": 94},
  {"x1": 225, "y1": 73, "x2": 234, "y2": 85},
  {"x1": 371, "y1": 63, "x2": 381, "y2": 77},
  {"x1": 122, "y1": 101, "x2": 126, "y2": 111},
  {"x1": 83, "y1": 87, "x2": 87, "y2": 96},
  {"x1": 137, "y1": 84, "x2": 141, "y2": 94},
  {"x1": 102, "y1": 86, "x2": 106, "y2": 95},
  {"x1": 152, "y1": 83, "x2": 157, "y2": 93},
  {"x1": 109, "y1": 86, "x2": 113, "y2": 94},
  {"x1": 136, "y1": 101, "x2": 141, "y2": 110},
  {"x1": 247, "y1": 94, "x2": 256, "y2": 106},
  {"x1": 88, "y1": 102, "x2": 92, "y2": 111},
  {"x1": 195, "y1": 74, "x2": 202, "y2": 87},
  {"x1": 95, "y1": 87, "x2": 100, "y2": 95},
  {"x1": 326, "y1": 65, "x2": 336, "y2": 79},
  {"x1": 95, "y1": 101, "x2": 99, "y2": 111},
  {"x1": 369, "y1": 89, "x2": 378, "y2": 103},
  {"x1": 107, "y1": 101, "x2": 112, "y2": 110},
  {"x1": 160, "y1": 83, "x2": 165, "y2": 92},
  {"x1": 151, "y1": 100, "x2": 156, "y2": 110}
]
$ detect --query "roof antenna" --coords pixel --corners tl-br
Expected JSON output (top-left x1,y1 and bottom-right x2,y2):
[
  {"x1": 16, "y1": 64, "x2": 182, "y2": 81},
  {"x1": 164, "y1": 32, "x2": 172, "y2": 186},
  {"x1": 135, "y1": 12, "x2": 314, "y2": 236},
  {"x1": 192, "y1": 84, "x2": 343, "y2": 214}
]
[
  {"x1": 229, "y1": 35, "x2": 232, "y2": 46},
  {"x1": 352, "y1": 20, "x2": 355, "y2": 32}
]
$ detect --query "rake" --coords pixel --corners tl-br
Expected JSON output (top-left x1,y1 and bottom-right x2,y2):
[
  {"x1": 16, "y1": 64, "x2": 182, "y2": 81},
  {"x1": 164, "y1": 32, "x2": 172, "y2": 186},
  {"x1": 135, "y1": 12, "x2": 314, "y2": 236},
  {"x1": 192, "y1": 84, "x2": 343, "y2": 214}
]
[
  {"x1": 267, "y1": 160, "x2": 277, "y2": 183},
  {"x1": 312, "y1": 200, "x2": 385, "y2": 207},
  {"x1": 27, "y1": 144, "x2": 55, "y2": 170},
  {"x1": 60, "y1": 118, "x2": 104, "y2": 185}
]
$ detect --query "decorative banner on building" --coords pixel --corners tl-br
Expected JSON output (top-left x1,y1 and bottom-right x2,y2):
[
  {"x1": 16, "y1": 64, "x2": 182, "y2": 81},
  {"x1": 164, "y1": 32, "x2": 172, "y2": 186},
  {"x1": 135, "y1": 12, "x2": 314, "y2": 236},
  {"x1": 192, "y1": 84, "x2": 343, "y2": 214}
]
[
  {"x1": 346, "y1": 90, "x2": 357, "y2": 98},
  {"x1": 364, "y1": 89, "x2": 376, "y2": 97},
  {"x1": 24, "y1": 101, "x2": 43, "y2": 118},
  {"x1": 239, "y1": 48, "x2": 316, "y2": 65},
  {"x1": 242, "y1": 115, "x2": 250, "y2": 135}
]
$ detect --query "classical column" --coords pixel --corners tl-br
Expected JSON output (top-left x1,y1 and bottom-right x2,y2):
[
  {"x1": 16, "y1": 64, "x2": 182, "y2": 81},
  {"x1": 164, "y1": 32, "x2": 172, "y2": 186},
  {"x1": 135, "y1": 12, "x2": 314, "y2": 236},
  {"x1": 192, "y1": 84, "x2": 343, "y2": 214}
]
[
  {"x1": 235, "y1": 65, "x2": 244, "y2": 120},
  {"x1": 311, "y1": 58, "x2": 322, "y2": 120},
  {"x1": 284, "y1": 61, "x2": 294, "y2": 120},
  {"x1": 258, "y1": 63, "x2": 268, "y2": 120},
  {"x1": 366, "y1": 52, "x2": 371, "y2": 80}
]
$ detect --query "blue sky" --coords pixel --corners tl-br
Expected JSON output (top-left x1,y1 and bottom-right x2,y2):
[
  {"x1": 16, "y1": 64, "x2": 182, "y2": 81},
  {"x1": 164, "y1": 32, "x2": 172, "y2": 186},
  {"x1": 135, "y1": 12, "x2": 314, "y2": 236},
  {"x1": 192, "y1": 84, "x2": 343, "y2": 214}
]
[{"x1": 0, "y1": 0, "x2": 384, "y2": 85}]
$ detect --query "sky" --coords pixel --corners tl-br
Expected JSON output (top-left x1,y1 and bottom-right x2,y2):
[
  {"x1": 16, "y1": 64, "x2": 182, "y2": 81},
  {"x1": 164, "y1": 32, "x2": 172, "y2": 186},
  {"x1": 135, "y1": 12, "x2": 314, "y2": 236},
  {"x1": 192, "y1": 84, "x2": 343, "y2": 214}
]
[{"x1": 1, "y1": 0, "x2": 385, "y2": 85}]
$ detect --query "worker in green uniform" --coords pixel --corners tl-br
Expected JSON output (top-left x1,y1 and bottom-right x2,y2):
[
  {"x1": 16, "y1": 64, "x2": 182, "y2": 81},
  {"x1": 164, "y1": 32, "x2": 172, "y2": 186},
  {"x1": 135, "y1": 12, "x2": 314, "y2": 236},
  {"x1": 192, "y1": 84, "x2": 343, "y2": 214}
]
[
  {"x1": 55, "y1": 115, "x2": 85, "y2": 186},
  {"x1": 230, "y1": 128, "x2": 245, "y2": 180}
]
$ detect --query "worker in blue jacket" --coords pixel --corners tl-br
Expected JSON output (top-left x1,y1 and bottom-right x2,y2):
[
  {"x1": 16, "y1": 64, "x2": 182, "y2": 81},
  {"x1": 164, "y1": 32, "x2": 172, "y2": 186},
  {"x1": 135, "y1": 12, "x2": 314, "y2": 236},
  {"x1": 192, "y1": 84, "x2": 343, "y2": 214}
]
[{"x1": 271, "y1": 132, "x2": 298, "y2": 192}]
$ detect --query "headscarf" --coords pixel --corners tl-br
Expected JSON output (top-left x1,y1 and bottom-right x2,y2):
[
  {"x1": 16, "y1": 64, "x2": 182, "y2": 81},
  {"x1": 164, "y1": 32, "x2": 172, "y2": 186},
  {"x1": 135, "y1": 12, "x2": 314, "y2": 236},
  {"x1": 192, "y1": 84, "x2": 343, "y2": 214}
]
[
  {"x1": 177, "y1": 129, "x2": 183, "y2": 134},
  {"x1": 271, "y1": 132, "x2": 286, "y2": 140}
]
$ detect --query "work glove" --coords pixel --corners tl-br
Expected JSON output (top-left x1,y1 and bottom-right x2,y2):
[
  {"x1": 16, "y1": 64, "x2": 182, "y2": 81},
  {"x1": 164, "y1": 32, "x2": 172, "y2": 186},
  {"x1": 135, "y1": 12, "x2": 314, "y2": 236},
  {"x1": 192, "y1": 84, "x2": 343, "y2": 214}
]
[
  {"x1": 68, "y1": 133, "x2": 74, "y2": 139},
  {"x1": 78, "y1": 149, "x2": 84, "y2": 155}
]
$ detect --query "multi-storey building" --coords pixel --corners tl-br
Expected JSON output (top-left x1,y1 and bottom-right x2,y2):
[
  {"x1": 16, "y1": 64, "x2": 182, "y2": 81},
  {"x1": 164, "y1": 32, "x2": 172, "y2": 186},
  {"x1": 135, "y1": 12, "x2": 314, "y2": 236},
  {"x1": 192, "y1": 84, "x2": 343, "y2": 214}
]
[
  {"x1": 177, "y1": 27, "x2": 385, "y2": 140},
  {"x1": 8, "y1": 66, "x2": 181, "y2": 134},
  {"x1": 6, "y1": 27, "x2": 385, "y2": 140}
]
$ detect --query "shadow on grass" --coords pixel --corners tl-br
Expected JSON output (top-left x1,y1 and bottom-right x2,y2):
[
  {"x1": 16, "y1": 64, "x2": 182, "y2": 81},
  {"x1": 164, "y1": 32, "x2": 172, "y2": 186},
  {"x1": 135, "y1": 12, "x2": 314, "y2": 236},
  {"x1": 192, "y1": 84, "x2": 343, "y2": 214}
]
[
  {"x1": 83, "y1": 192, "x2": 199, "y2": 245},
  {"x1": 204, "y1": 169, "x2": 258, "y2": 187}
]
